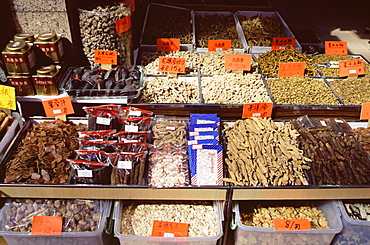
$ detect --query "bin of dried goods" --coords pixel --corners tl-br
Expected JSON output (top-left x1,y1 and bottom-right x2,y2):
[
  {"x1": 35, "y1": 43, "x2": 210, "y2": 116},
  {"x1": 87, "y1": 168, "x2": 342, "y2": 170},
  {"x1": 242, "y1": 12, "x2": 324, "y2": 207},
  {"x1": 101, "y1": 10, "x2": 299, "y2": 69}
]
[
  {"x1": 327, "y1": 77, "x2": 370, "y2": 105},
  {"x1": 353, "y1": 125, "x2": 370, "y2": 157},
  {"x1": 0, "y1": 112, "x2": 23, "y2": 160}
]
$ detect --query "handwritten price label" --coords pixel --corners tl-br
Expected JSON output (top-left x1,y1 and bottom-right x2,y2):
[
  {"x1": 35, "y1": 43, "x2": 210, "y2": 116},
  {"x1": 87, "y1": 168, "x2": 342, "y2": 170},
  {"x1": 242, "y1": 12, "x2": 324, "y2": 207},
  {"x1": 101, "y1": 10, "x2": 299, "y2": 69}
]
[
  {"x1": 31, "y1": 216, "x2": 62, "y2": 236},
  {"x1": 272, "y1": 37, "x2": 296, "y2": 50},
  {"x1": 360, "y1": 103, "x2": 370, "y2": 120},
  {"x1": 115, "y1": 15, "x2": 132, "y2": 34},
  {"x1": 157, "y1": 38, "x2": 180, "y2": 52},
  {"x1": 94, "y1": 50, "x2": 118, "y2": 65},
  {"x1": 278, "y1": 62, "x2": 305, "y2": 78},
  {"x1": 225, "y1": 54, "x2": 252, "y2": 71},
  {"x1": 242, "y1": 102, "x2": 273, "y2": 118},
  {"x1": 152, "y1": 220, "x2": 188, "y2": 237},
  {"x1": 158, "y1": 57, "x2": 186, "y2": 73},
  {"x1": 0, "y1": 85, "x2": 16, "y2": 110},
  {"x1": 325, "y1": 41, "x2": 348, "y2": 55},
  {"x1": 274, "y1": 219, "x2": 312, "y2": 231},
  {"x1": 208, "y1": 40, "x2": 232, "y2": 51},
  {"x1": 339, "y1": 59, "x2": 365, "y2": 77},
  {"x1": 42, "y1": 96, "x2": 74, "y2": 118}
]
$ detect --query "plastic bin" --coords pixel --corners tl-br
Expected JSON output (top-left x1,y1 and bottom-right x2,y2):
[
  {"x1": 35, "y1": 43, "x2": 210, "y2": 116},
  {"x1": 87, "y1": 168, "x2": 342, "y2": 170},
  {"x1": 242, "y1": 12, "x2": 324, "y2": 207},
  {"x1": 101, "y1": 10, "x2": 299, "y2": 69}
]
[
  {"x1": 113, "y1": 200, "x2": 223, "y2": 245},
  {"x1": 0, "y1": 199, "x2": 112, "y2": 245},
  {"x1": 233, "y1": 200, "x2": 342, "y2": 245},
  {"x1": 332, "y1": 200, "x2": 370, "y2": 244}
]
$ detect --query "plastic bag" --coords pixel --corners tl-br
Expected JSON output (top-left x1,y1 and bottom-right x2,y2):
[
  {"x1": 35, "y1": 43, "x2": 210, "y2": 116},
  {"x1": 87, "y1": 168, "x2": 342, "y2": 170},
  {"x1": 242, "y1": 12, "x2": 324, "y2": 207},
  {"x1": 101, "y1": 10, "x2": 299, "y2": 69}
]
[
  {"x1": 67, "y1": 159, "x2": 112, "y2": 184},
  {"x1": 111, "y1": 152, "x2": 148, "y2": 185}
]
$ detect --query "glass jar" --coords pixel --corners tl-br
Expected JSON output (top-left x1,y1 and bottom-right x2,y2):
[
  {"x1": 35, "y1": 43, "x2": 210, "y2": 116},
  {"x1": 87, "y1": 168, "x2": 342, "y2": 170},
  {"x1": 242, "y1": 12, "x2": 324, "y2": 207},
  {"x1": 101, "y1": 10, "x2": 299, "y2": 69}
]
[
  {"x1": 34, "y1": 31, "x2": 64, "y2": 63},
  {"x1": 32, "y1": 65, "x2": 60, "y2": 96},
  {"x1": 2, "y1": 40, "x2": 36, "y2": 74}
]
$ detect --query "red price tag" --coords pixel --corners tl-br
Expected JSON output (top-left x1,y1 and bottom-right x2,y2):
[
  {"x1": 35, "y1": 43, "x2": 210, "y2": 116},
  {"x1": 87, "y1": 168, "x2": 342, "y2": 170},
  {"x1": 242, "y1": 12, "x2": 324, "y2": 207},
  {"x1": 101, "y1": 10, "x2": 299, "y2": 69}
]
[
  {"x1": 115, "y1": 15, "x2": 132, "y2": 34},
  {"x1": 31, "y1": 216, "x2": 63, "y2": 236},
  {"x1": 271, "y1": 37, "x2": 296, "y2": 50},
  {"x1": 157, "y1": 38, "x2": 180, "y2": 52},
  {"x1": 152, "y1": 220, "x2": 188, "y2": 237},
  {"x1": 273, "y1": 219, "x2": 312, "y2": 231},
  {"x1": 360, "y1": 103, "x2": 370, "y2": 120},
  {"x1": 42, "y1": 96, "x2": 74, "y2": 118},
  {"x1": 278, "y1": 62, "x2": 305, "y2": 78},
  {"x1": 242, "y1": 102, "x2": 273, "y2": 118},
  {"x1": 325, "y1": 41, "x2": 348, "y2": 55},
  {"x1": 225, "y1": 54, "x2": 252, "y2": 71},
  {"x1": 339, "y1": 59, "x2": 365, "y2": 77},
  {"x1": 158, "y1": 57, "x2": 186, "y2": 73},
  {"x1": 208, "y1": 40, "x2": 232, "y2": 51},
  {"x1": 0, "y1": 85, "x2": 16, "y2": 110},
  {"x1": 94, "y1": 50, "x2": 118, "y2": 65}
]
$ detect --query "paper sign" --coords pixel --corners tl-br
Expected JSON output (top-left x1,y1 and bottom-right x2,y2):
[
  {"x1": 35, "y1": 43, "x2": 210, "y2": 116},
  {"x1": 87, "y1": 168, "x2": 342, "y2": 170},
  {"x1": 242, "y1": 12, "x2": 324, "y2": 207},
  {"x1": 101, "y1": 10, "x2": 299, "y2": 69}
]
[
  {"x1": 325, "y1": 41, "x2": 348, "y2": 55},
  {"x1": 157, "y1": 38, "x2": 180, "y2": 52},
  {"x1": 272, "y1": 37, "x2": 296, "y2": 50},
  {"x1": 152, "y1": 220, "x2": 188, "y2": 237},
  {"x1": 158, "y1": 57, "x2": 186, "y2": 73},
  {"x1": 273, "y1": 219, "x2": 312, "y2": 231},
  {"x1": 116, "y1": 15, "x2": 132, "y2": 34},
  {"x1": 360, "y1": 103, "x2": 370, "y2": 120},
  {"x1": 225, "y1": 54, "x2": 252, "y2": 71},
  {"x1": 94, "y1": 50, "x2": 118, "y2": 65},
  {"x1": 31, "y1": 216, "x2": 62, "y2": 236},
  {"x1": 242, "y1": 102, "x2": 273, "y2": 118},
  {"x1": 0, "y1": 85, "x2": 16, "y2": 110},
  {"x1": 278, "y1": 62, "x2": 305, "y2": 78},
  {"x1": 208, "y1": 40, "x2": 232, "y2": 51},
  {"x1": 42, "y1": 96, "x2": 74, "y2": 118},
  {"x1": 339, "y1": 59, "x2": 365, "y2": 77}
]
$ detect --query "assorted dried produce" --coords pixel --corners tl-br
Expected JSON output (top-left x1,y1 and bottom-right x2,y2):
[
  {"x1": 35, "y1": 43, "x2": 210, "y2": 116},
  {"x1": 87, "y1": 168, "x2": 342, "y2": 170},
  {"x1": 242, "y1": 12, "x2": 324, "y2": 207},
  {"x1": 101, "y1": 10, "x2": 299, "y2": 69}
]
[
  {"x1": 354, "y1": 127, "x2": 370, "y2": 156},
  {"x1": 328, "y1": 77, "x2": 370, "y2": 105},
  {"x1": 345, "y1": 202, "x2": 370, "y2": 221},
  {"x1": 237, "y1": 14, "x2": 284, "y2": 46},
  {"x1": 0, "y1": 110, "x2": 13, "y2": 141},
  {"x1": 223, "y1": 118, "x2": 311, "y2": 187},
  {"x1": 291, "y1": 116, "x2": 370, "y2": 185},
  {"x1": 266, "y1": 76, "x2": 340, "y2": 105},
  {"x1": 195, "y1": 13, "x2": 243, "y2": 49},
  {"x1": 152, "y1": 118, "x2": 188, "y2": 148},
  {"x1": 201, "y1": 73, "x2": 271, "y2": 104},
  {"x1": 111, "y1": 152, "x2": 148, "y2": 185}
]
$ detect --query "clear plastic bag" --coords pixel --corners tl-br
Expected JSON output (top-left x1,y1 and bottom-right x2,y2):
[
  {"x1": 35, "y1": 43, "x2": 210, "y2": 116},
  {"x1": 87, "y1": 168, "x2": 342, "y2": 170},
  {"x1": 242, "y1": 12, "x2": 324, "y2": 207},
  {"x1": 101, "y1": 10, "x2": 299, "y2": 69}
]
[
  {"x1": 118, "y1": 117, "x2": 152, "y2": 132},
  {"x1": 67, "y1": 159, "x2": 112, "y2": 185},
  {"x1": 120, "y1": 107, "x2": 153, "y2": 118},
  {"x1": 114, "y1": 131, "x2": 150, "y2": 143},
  {"x1": 84, "y1": 106, "x2": 120, "y2": 131},
  {"x1": 111, "y1": 152, "x2": 148, "y2": 185},
  {"x1": 78, "y1": 130, "x2": 116, "y2": 141},
  {"x1": 152, "y1": 118, "x2": 188, "y2": 148}
]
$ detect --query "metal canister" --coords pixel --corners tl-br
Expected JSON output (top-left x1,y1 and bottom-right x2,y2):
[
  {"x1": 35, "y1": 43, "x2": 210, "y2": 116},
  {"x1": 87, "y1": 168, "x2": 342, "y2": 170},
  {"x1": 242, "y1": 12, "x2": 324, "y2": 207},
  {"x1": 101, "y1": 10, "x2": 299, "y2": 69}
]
[
  {"x1": 34, "y1": 32, "x2": 64, "y2": 63},
  {"x1": 7, "y1": 75, "x2": 35, "y2": 96},
  {"x1": 14, "y1": 33, "x2": 35, "y2": 44},
  {"x1": 2, "y1": 40, "x2": 36, "y2": 74},
  {"x1": 32, "y1": 65, "x2": 61, "y2": 96}
]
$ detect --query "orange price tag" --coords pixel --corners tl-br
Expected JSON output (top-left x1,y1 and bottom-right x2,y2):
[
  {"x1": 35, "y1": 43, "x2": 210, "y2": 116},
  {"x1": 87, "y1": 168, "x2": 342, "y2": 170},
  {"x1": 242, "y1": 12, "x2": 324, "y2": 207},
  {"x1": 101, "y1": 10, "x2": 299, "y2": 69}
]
[
  {"x1": 339, "y1": 59, "x2": 365, "y2": 77},
  {"x1": 42, "y1": 96, "x2": 74, "y2": 118},
  {"x1": 31, "y1": 216, "x2": 63, "y2": 236},
  {"x1": 115, "y1": 15, "x2": 132, "y2": 34},
  {"x1": 158, "y1": 57, "x2": 186, "y2": 73},
  {"x1": 273, "y1": 219, "x2": 312, "y2": 231},
  {"x1": 360, "y1": 103, "x2": 370, "y2": 120},
  {"x1": 271, "y1": 37, "x2": 296, "y2": 50},
  {"x1": 278, "y1": 62, "x2": 305, "y2": 78},
  {"x1": 208, "y1": 40, "x2": 232, "y2": 51},
  {"x1": 225, "y1": 54, "x2": 252, "y2": 71},
  {"x1": 152, "y1": 220, "x2": 188, "y2": 237},
  {"x1": 94, "y1": 50, "x2": 118, "y2": 65},
  {"x1": 242, "y1": 102, "x2": 273, "y2": 118},
  {"x1": 325, "y1": 41, "x2": 348, "y2": 55},
  {"x1": 156, "y1": 38, "x2": 180, "y2": 52}
]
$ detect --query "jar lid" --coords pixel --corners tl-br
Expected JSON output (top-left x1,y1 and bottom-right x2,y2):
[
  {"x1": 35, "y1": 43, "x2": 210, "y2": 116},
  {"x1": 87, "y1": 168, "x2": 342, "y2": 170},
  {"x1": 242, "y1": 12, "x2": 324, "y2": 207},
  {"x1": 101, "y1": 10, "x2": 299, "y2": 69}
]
[
  {"x1": 37, "y1": 65, "x2": 56, "y2": 75},
  {"x1": 37, "y1": 32, "x2": 57, "y2": 41},
  {"x1": 14, "y1": 33, "x2": 35, "y2": 42},
  {"x1": 6, "y1": 41, "x2": 27, "y2": 51}
]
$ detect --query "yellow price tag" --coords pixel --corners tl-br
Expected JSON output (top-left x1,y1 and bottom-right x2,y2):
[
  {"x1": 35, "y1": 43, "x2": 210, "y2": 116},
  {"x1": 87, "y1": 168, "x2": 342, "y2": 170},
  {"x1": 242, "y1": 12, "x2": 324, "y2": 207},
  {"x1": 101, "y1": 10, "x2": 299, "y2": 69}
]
[{"x1": 0, "y1": 85, "x2": 16, "y2": 110}]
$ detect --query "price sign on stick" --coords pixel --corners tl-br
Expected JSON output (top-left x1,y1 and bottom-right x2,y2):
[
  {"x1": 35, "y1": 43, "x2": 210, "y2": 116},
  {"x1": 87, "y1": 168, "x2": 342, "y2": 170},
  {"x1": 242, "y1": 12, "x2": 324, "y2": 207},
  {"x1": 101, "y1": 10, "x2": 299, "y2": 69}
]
[
  {"x1": 157, "y1": 38, "x2": 180, "y2": 52},
  {"x1": 225, "y1": 54, "x2": 252, "y2": 71},
  {"x1": 242, "y1": 102, "x2": 273, "y2": 118},
  {"x1": 0, "y1": 85, "x2": 16, "y2": 110},
  {"x1": 31, "y1": 216, "x2": 62, "y2": 236},
  {"x1": 339, "y1": 59, "x2": 365, "y2": 77},
  {"x1": 115, "y1": 15, "x2": 132, "y2": 34},
  {"x1": 272, "y1": 37, "x2": 296, "y2": 50},
  {"x1": 152, "y1": 220, "x2": 188, "y2": 237},
  {"x1": 278, "y1": 62, "x2": 305, "y2": 78},
  {"x1": 158, "y1": 57, "x2": 186, "y2": 74},
  {"x1": 94, "y1": 50, "x2": 118, "y2": 65},
  {"x1": 325, "y1": 41, "x2": 348, "y2": 55},
  {"x1": 42, "y1": 96, "x2": 74, "y2": 118},
  {"x1": 274, "y1": 219, "x2": 312, "y2": 231},
  {"x1": 208, "y1": 40, "x2": 232, "y2": 51}
]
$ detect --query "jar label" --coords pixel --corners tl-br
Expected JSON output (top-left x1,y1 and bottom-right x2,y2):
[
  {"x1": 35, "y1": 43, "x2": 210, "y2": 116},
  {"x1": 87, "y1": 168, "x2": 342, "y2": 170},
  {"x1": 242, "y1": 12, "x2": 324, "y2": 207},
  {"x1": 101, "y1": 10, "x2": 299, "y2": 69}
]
[
  {"x1": 32, "y1": 77, "x2": 55, "y2": 86},
  {"x1": 8, "y1": 77, "x2": 31, "y2": 88},
  {"x1": 3, "y1": 54, "x2": 26, "y2": 64}
]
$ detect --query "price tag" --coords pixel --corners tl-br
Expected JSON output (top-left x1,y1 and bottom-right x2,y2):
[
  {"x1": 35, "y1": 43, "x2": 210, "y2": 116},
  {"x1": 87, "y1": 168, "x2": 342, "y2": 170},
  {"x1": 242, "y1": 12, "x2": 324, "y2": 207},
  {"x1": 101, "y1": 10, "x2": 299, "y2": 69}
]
[
  {"x1": 273, "y1": 219, "x2": 312, "y2": 231},
  {"x1": 116, "y1": 15, "x2": 132, "y2": 34},
  {"x1": 157, "y1": 38, "x2": 180, "y2": 52},
  {"x1": 152, "y1": 220, "x2": 188, "y2": 237},
  {"x1": 360, "y1": 103, "x2": 370, "y2": 120},
  {"x1": 242, "y1": 102, "x2": 273, "y2": 118},
  {"x1": 158, "y1": 57, "x2": 186, "y2": 74},
  {"x1": 325, "y1": 41, "x2": 348, "y2": 55},
  {"x1": 271, "y1": 37, "x2": 296, "y2": 50},
  {"x1": 278, "y1": 62, "x2": 305, "y2": 78},
  {"x1": 31, "y1": 216, "x2": 62, "y2": 236},
  {"x1": 77, "y1": 169, "x2": 93, "y2": 178},
  {"x1": 208, "y1": 40, "x2": 232, "y2": 51},
  {"x1": 225, "y1": 54, "x2": 252, "y2": 71},
  {"x1": 339, "y1": 59, "x2": 365, "y2": 77},
  {"x1": 0, "y1": 85, "x2": 16, "y2": 110},
  {"x1": 94, "y1": 50, "x2": 118, "y2": 65},
  {"x1": 42, "y1": 96, "x2": 74, "y2": 118},
  {"x1": 117, "y1": 160, "x2": 132, "y2": 169},
  {"x1": 125, "y1": 125, "x2": 139, "y2": 132}
]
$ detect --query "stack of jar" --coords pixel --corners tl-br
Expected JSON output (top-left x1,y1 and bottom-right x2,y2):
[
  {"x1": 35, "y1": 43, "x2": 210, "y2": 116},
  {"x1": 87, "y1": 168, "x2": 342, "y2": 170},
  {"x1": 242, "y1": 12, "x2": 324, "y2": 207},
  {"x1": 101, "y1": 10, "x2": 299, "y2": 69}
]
[{"x1": 2, "y1": 31, "x2": 64, "y2": 96}]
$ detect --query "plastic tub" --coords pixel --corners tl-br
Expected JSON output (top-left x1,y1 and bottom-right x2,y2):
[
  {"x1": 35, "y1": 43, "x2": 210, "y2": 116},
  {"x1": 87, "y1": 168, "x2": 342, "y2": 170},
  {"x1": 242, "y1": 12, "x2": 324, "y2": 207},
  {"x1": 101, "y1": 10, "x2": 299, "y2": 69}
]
[{"x1": 234, "y1": 200, "x2": 342, "y2": 245}]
